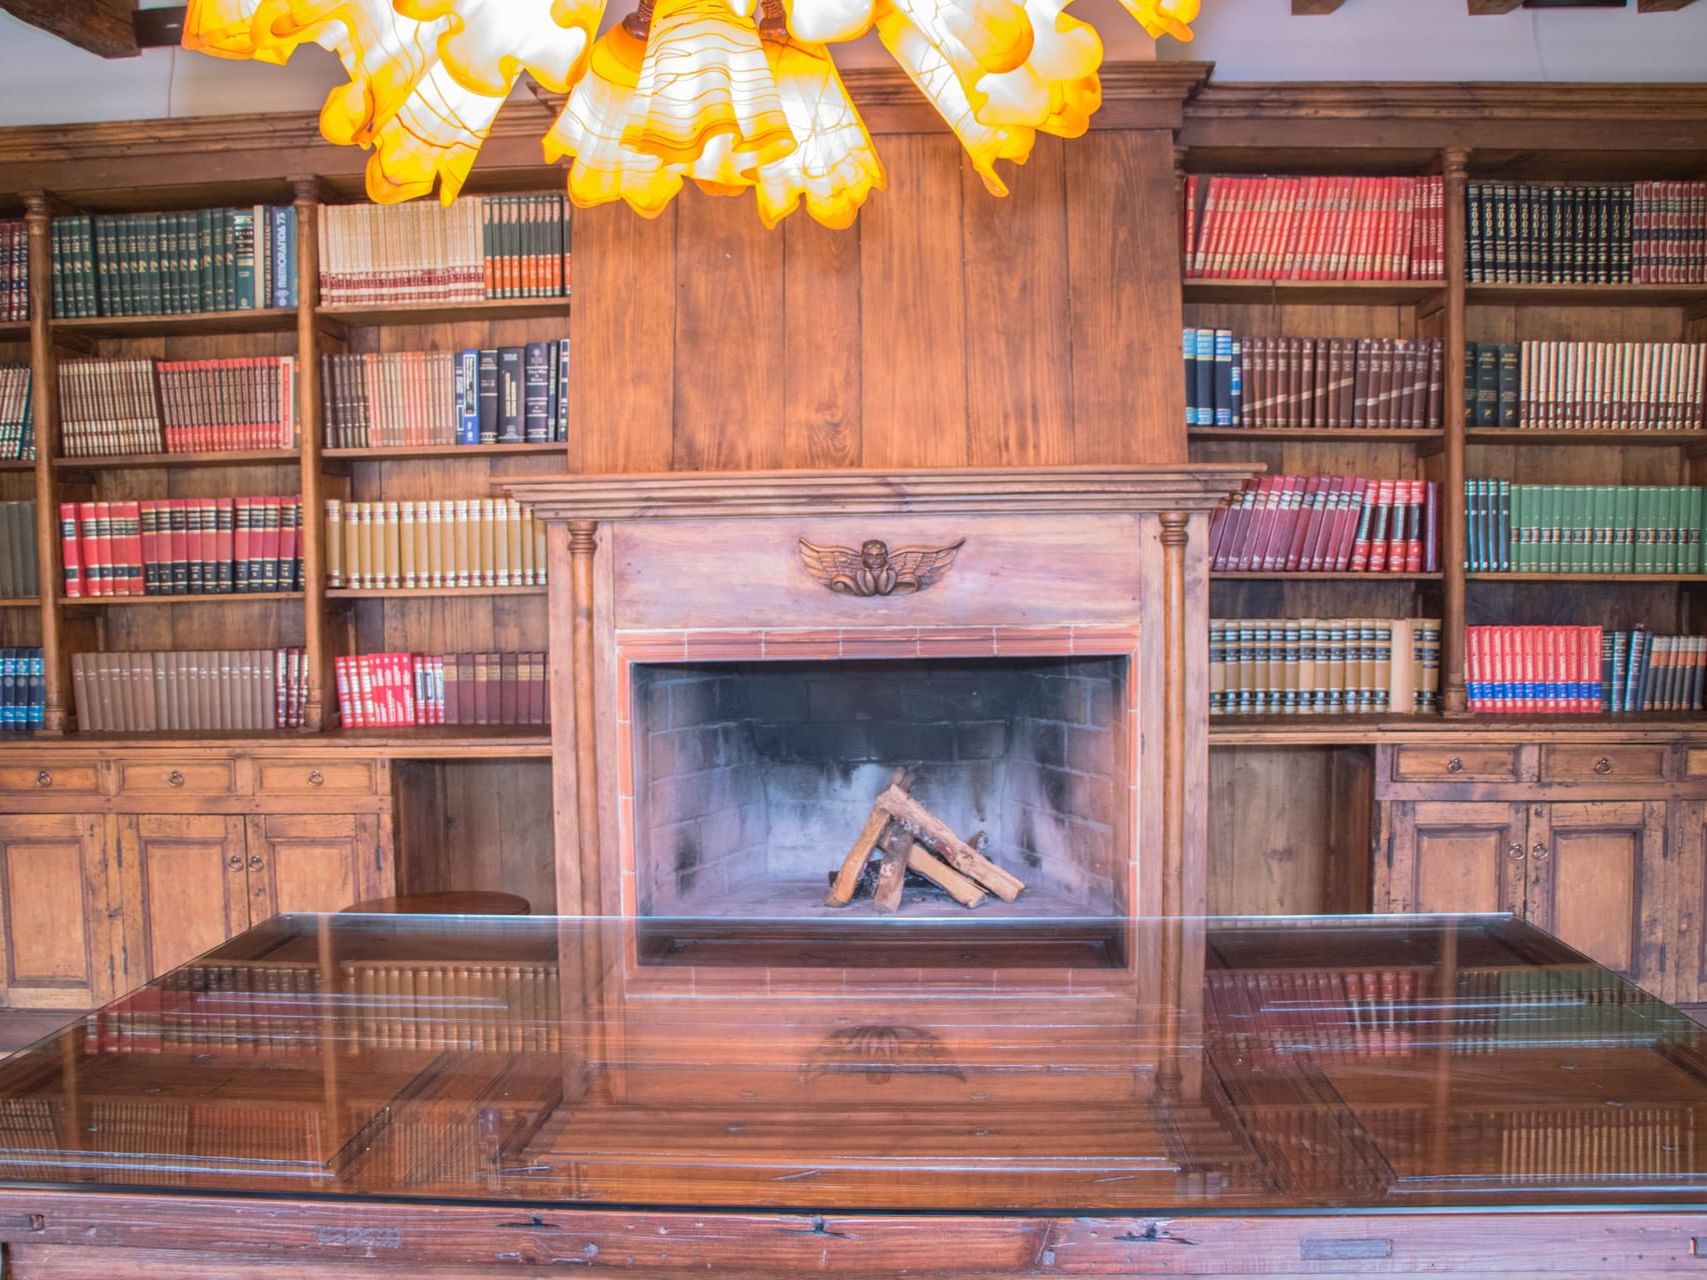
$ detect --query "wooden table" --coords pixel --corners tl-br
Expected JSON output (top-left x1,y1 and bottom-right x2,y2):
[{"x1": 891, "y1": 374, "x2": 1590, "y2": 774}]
[{"x1": 1, "y1": 912, "x2": 1706, "y2": 1278}]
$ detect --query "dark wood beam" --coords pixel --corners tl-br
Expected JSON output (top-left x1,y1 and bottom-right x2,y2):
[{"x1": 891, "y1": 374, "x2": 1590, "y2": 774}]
[
  {"x1": 1467, "y1": 0, "x2": 1523, "y2": 11},
  {"x1": 1292, "y1": 0, "x2": 1346, "y2": 12},
  {"x1": 0, "y1": 0, "x2": 139, "y2": 58},
  {"x1": 1638, "y1": 0, "x2": 1696, "y2": 11}
]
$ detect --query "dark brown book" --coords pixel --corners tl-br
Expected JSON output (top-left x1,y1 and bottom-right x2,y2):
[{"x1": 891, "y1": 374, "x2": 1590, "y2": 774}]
[
  {"x1": 1352, "y1": 341, "x2": 1372, "y2": 426},
  {"x1": 499, "y1": 652, "x2": 519, "y2": 724}
]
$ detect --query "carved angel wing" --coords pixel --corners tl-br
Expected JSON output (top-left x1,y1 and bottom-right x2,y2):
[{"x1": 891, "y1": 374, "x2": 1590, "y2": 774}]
[
  {"x1": 886, "y1": 539, "x2": 965, "y2": 593},
  {"x1": 803, "y1": 1025, "x2": 966, "y2": 1084},
  {"x1": 798, "y1": 538, "x2": 868, "y2": 594}
]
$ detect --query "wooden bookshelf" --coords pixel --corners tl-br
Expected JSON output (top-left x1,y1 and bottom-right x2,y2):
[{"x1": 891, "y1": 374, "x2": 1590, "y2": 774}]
[
  {"x1": 52, "y1": 448, "x2": 298, "y2": 470},
  {"x1": 1182, "y1": 280, "x2": 1446, "y2": 306},
  {"x1": 323, "y1": 443, "x2": 566, "y2": 462},
  {"x1": 1211, "y1": 571, "x2": 1445, "y2": 581},
  {"x1": 316, "y1": 297, "x2": 570, "y2": 327},
  {"x1": 1465, "y1": 429, "x2": 1707, "y2": 448},
  {"x1": 59, "y1": 592, "x2": 305, "y2": 607},
  {"x1": 0, "y1": 598, "x2": 38, "y2": 608},
  {"x1": 0, "y1": 459, "x2": 33, "y2": 472},
  {"x1": 1465, "y1": 282, "x2": 1707, "y2": 309},
  {"x1": 325, "y1": 586, "x2": 547, "y2": 600},
  {"x1": 52, "y1": 307, "x2": 297, "y2": 338},
  {"x1": 1188, "y1": 427, "x2": 1444, "y2": 444},
  {"x1": 1467, "y1": 573, "x2": 1707, "y2": 583}
]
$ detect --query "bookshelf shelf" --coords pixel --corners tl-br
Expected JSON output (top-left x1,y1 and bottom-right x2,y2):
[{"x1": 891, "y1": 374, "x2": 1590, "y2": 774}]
[
  {"x1": 0, "y1": 459, "x2": 34, "y2": 472},
  {"x1": 1209, "y1": 712, "x2": 1707, "y2": 747},
  {"x1": 1189, "y1": 427, "x2": 1444, "y2": 443},
  {"x1": 1465, "y1": 283, "x2": 1707, "y2": 309},
  {"x1": 0, "y1": 321, "x2": 27, "y2": 341},
  {"x1": 0, "y1": 598, "x2": 39, "y2": 608},
  {"x1": 323, "y1": 442, "x2": 566, "y2": 462},
  {"x1": 53, "y1": 449, "x2": 299, "y2": 471},
  {"x1": 1213, "y1": 571, "x2": 1444, "y2": 581},
  {"x1": 14, "y1": 725, "x2": 554, "y2": 757},
  {"x1": 1465, "y1": 429, "x2": 1707, "y2": 448},
  {"x1": 1466, "y1": 573, "x2": 1707, "y2": 583},
  {"x1": 59, "y1": 592, "x2": 305, "y2": 608},
  {"x1": 325, "y1": 585, "x2": 547, "y2": 600},
  {"x1": 1182, "y1": 279, "x2": 1446, "y2": 306},
  {"x1": 52, "y1": 308, "x2": 297, "y2": 338},
  {"x1": 316, "y1": 297, "x2": 570, "y2": 327}
]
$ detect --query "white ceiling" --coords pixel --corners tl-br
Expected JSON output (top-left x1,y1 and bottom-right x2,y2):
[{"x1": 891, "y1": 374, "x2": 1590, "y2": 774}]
[{"x1": 0, "y1": 0, "x2": 1702, "y2": 129}]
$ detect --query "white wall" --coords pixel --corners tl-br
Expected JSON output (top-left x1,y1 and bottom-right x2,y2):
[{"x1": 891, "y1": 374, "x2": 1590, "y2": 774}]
[{"x1": 0, "y1": 0, "x2": 1703, "y2": 130}]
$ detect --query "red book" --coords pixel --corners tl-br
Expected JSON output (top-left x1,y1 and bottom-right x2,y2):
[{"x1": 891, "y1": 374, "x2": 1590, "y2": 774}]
[
  {"x1": 214, "y1": 498, "x2": 236, "y2": 594},
  {"x1": 84, "y1": 501, "x2": 108, "y2": 599},
  {"x1": 233, "y1": 497, "x2": 251, "y2": 592},
  {"x1": 1258, "y1": 476, "x2": 1304, "y2": 572},
  {"x1": 1210, "y1": 479, "x2": 1256, "y2": 569},
  {"x1": 1300, "y1": 477, "x2": 1341, "y2": 572},
  {"x1": 118, "y1": 500, "x2": 143, "y2": 596},
  {"x1": 260, "y1": 498, "x2": 282, "y2": 592},
  {"x1": 168, "y1": 500, "x2": 189, "y2": 595},
  {"x1": 277, "y1": 499, "x2": 299, "y2": 593},
  {"x1": 500, "y1": 652, "x2": 519, "y2": 724},
  {"x1": 1237, "y1": 477, "x2": 1283, "y2": 571},
  {"x1": 1346, "y1": 482, "x2": 1377, "y2": 572},
  {"x1": 183, "y1": 499, "x2": 205, "y2": 595},
  {"x1": 58, "y1": 502, "x2": 84, "y2": 599},
  {"x1": 1365, "y1": 480, "x2": 1393, "y2": 573},
  {"x1": 1404, "y1": 479, "x2": 1425, "y2": 572},
  {"x1": 1281, "y1": 476, "x2": 1324, "y2": 571}
]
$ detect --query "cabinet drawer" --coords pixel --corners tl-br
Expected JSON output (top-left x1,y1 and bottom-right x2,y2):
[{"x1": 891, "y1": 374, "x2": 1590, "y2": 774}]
[
  {"x1": 1540, "y1": 745, "x2": 1667, "y2": 783},
  {"x1": 1392, "y1": 746, "x2": 1521, "y2": 782},
  {"x1": 112, "y1": 757, "x2": 239, "y2": 796},
  {"x1": 0, "y1": 763, "x2": 101, "y2": 794},
  {"x1": 255, "y1": 759, "x2": 378, "y2": 796}
]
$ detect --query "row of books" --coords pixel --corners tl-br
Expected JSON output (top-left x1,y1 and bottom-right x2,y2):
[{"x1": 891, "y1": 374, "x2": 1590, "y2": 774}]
[
  {"x1": 59, "y1": 355, "x2": 298, "y2": 457},
  {"x1": 1467, "y1": 180, "x2": 1707, "y2": 286},
  {"x1": 1183, "y1": 174, "x2": 1445, "y2": 281},
  {"x1": 51, "y1": 206, "x2": 298, "y2": 319},
  {"x1": 1209, "y1": 618, "x2": 1442, "y2": 716},
  {"x1": 1466, "y1": 340, "x2": 1704, "y2": 432},
  {"x1": 322, "y1": 342, "x2": 570, "y2": 448},
  {"x1": 71, "y1": 648, "x2": 309, "y2": 732},
  {"x1": 1206, "y1": 968, "x2": 1422, "y2": 1061},
  {"x1": 0, "y1": 648, "x2": 44, "y2": 732},
  {"x1": 338, "y1": 961, "x2": 559, "y2": 1053},
  {"x1": 1210, "y1": 476, "x2": 1440, "y2": 574},
  {"x1": 334, "y1": 651, "x2": 549, "y2": 728},
  {"x1": 1465, "y1": 480, "x2": 1706, "y2": 574},
  {"x1": 1605, "y1": 629, "x2": 1707, "y2": 714},
  {"x1": 323, "y1": 498, "x2": 547, "y2": 590},
  {"x1": 84, "y1": 965, "x2": 323, "y2": 1056},
  {"x1": 1462, "y1": 624, "x2": 1702, "y2": 715},
  {"x1": 59, "y1": 498, "x2": 303, "y2": 598},
  {"x1": 1185, "y1": 330, "x2": 1444, "y2": 431},
  {"x1": 0, "y1": 363, "x2": 33, "y2": 460},
  {"x1": 0, "y1": 220, "x2": 24, "y2": 323},
  {"x1": 318, "y1": 195, "x2": 571, "y2": 306},
  {"x1": 0, "y1": 501, "x2": 38, "y2": 599}
]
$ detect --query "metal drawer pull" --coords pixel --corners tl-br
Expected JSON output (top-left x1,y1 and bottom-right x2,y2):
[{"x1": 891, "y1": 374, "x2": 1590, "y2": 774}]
[
  {"x1": 167, "y1": 770, "x2": 185, "y2": 787},
  {"x1": 1507, "y1": 842, "x2": 1524, "y2": 861},
  {"x1": 227, "y1": 854, "x2": 244, "y2": 871},
  {"x1": 35, "y1": 770, "x2": 50, "y2": 787},
  {"x1": 1594, "y1": 756, "x2": 1613, "y2": 774},
  {"x1": 1532, "y1": 842, "x2": 1550, "y2": 861},
  {"x1": 1445, "y1": 756, "x2": 1463, "y2": 773},
  {"x1": 307, "y1": 769, "x2": 324, "y2": 786},
  {"x1": 249, "y1": 855, "x2": 264, "y2": 871}
]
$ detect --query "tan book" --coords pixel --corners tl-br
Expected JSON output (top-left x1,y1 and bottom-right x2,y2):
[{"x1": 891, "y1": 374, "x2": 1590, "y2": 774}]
[
  {"x1": 324, "y1": 499, "x2": 344, "y2": 589},
  {"x1": 531, "y1": 510, "x2": 547, "y2": 585},
  {"x1": 505, "y1": 499, "x2": 525, "y2": 587},
  {"x1": 1296, "y1": 618, "x2": 1317, "y2": 715},
  {"x1": 71, "y1": 654, "x2": 91, "y2": 732},
  {"x1": 383, "y1": 499, "x2": 402, "y2": 589},
  {"x1": 400, "y1": 499, "x2": 417, "y2": 589},
  {"x1": 453, "y1": 498, "x2": 472, "y2": 588},
  {"x1": 413, "y1": 498, "x2": 431, "y2": 587},
  {"x1": 135, "y1": 652, "x2": 157, "y2": 732},
  {"x1": 494, "y1": 498, "x2": 511, "y2": 587},
  {"x1": 348, "y1": 502, "x2": 367, "y2": 590},
  {"x1": 477, "y1": 498, "x2": 496, "y2": 587},
  {"x1": 1388, "y1": 619, "x2": 1416, "y2": 715},
  {"x1": 425, "y1": 499, "x2": 444, "y2": 588},
  {"x1": 259, "y1": 649, "x2": 274, "y2": 731},
  {"x1": 1374, "y1": 620, "x2": 1394, "y2": 713}
]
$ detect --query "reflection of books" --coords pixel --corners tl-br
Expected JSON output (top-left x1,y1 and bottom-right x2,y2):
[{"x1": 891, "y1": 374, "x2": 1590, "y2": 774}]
[
  {"x1": 340, "y1": 961, "x2": 560, "y2": 1053},
  {"x1": 1206, "y1": 966, "x2": 1426, "y2": 1064}
]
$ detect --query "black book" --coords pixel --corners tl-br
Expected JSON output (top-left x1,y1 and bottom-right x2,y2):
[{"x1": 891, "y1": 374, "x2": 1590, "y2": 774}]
[
  {"x1": 523, "y1": 341, "x2": 552, "y2": 443},
  {"x1": 497, "y1": 346, "x2": 524, "y2": 443},
  {"x1": 477, "y1": 348, "x2": 500, "y2": 444},
  {"x1": 1496, "y1": 343, "x2": 1520, "y2": 428},
  {"x1": 1473, "y1": 343, "x2": 1499, "y2": 428},
  {"x1": 556, "y1": 337, "x2": 571, "y2": 442}
]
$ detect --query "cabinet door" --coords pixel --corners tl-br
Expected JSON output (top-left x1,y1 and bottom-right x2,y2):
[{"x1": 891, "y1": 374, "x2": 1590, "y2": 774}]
[
  {"x1": 1378, "y1": 801, "x2": 1528, "y2": 916},
  {"x1": 0, "y1": 813, "x2": 114, "y2": 1008},
  {"x1": 115, "y1": 814, "x2": 250, "y2": 984},
  {"x1": 1526, "y1": 801, "x2": 1667, "y2": 992},
  {"x1": 1671, "y1": 801, "x2": 1707, "y2": 1005},
  {"x1": 244, "y1": 813, "x2": 390, "y2": 921}
]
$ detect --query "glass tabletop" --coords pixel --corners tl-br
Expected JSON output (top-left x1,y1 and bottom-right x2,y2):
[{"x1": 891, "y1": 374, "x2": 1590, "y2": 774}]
[{"x1": 0, "y1": 911, "x2": 1703, "y2": 1214}]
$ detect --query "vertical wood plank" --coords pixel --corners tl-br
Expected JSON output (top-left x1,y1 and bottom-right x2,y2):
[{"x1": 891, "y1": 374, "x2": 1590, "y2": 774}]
[
  {"x1": 859, "y1": 134, "x2": 968, "y2": 469},
  {"x1": 961, "y1": 136, "x2": 1073, "y2": 467},
  {"x1": 570, "y1": 202, "x2": 677, "y2": 474},
  {"x1": 671, "y1": 192, "x2": 787, "y2": 470},
  {"x1": 783, "y1": 215, "x2": 862, "y2": 468},
  {"x1": 1066, "y1": 129, "x2": 1184, "y2": 464}
]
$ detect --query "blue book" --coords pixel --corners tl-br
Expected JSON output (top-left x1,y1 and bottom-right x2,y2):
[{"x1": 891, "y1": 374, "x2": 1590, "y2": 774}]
[
  {"x1": 1228, "y1": 338, "x2": 1243, "y2": 427},
  {"x1": 1, "y1": 647, "x2": 13, "y2": 729},
  {"x1": 456, "y1": 350, "x2": 481, "y2": 445},
  {"x1": 1213, "y1": 329, "x2": 1234, "y2": 426},
  {"x1": 284, "y1": 206, "x2": 299, "y2": 307},
  {"x1": 270, "y1": 206, "x2": 291, "y2": 309},
  {"x1": 555, "y1": 338, "x2": 570, "y2": 443}
]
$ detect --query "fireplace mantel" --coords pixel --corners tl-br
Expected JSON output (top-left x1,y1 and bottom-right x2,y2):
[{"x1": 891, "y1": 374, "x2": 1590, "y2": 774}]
[{"x1": 502, "y1": 465, "x2": 1257, "y2": 939}]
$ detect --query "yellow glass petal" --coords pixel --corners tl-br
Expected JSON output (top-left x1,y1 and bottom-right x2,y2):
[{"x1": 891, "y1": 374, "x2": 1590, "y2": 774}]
[
  {"x1": 620, "y1": 0, "x2": 795, "y2": 174},
  {"x1": 974, "y1": 0, "x2": 1101, "y2": 136},
  {"x1": 545, "y1": 23, "x2": 686, "y2": 219},
  {"x1": 884, "y1": 0, "x2": 1032, "y2": 92},
  {"x1": 1115, "y1": 0, "x2": 1198, "y2": 41},
  {"x1": 876, "y1": 0, "x2": 1033, "y2": 197},
  {"x1": 754, "y1": 33, "x2": 885, "y2": 230},
  {"x1": 394, "y1": 0, "x2": 599, "y2": 96},
  {"x1": 182, "y1": 0, "x2": 337, "y2": 64},
  {"x1": 780, "y1": 0, "x2": 877, "y2": 44}
]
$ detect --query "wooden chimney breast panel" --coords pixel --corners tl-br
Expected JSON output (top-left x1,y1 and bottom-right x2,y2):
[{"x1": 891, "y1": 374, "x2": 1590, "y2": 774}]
[{"x1": 608, "y1": 515, "x2": 1146, "y2": 632}]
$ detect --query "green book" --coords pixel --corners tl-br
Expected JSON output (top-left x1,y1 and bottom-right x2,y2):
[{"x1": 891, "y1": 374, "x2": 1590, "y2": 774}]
[
  {"x1": 1667, "y1": 486, "x2": 1683, "y2": 573},
  {"x1": 1496, "y1": 479, "x2": 1512, "y2": 572},
  {"x1": 161, "y1": 212, "x2": 178, "y2": 315},
  {"x1": 1469, "y1": 479, "x2": 1484, "y2": 572},
  {"x1": 231, "y1": 208, "x2": 254, "y2": 309},
  {"x1": 1634, "y1": 487, "x2": 1654, "y2": 574},
  {"x1": 144, "y1": 213, "x2": 162, "y2": 316},
  {"x1": 1474, "y1": 344, "x2": 1499, "y2": 427},
  {"x1": 1510, "y1": 484, "x2": 1527, "y2": 572},
  {"x1": 120, "y1": 213, "x2": 138, "y2": 316},
  {"x1": 1619, "y1": 486, "x2": 1638, "y2": 573},
  {"x1": 173, "y1": 210, "x2": 190, "y2": 314},
  {"x1": 91, "y1": 216, "x2": 115, "y2": 319},
  {"x1": 1545, "y1": 484, "x2": 1562, "y2": 574},
  {"x1": 1690, "y1": 487, "x2": 1704, "y2": 574},
  {"x1": 1497, "y1": 343, "x2": 1520, "y2": 427}
]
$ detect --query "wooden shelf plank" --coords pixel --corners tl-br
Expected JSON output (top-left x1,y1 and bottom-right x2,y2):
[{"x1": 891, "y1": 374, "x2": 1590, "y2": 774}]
[
  {"x1": 52, "y1": 308, "x2": 297, "y2": 338},
  {"x1": 0, "y1": 459, "x2": 35, "y2": 471},
  {"x1": 54, "y1": 448, "x2": 298, "y2": 470},
  {"x1": 1211, "y1": 712, "x2": 1707, "y2": 746},
  {"x1": 316, "y1": 297, "x2": 570, "y2": 327},
  {"x1": 324, "y1": 442, "x2": 567, "y2": 461},
  {"x1": 1190, "y1": 427, "x2": 1444, "y2": 443},
  {"x1": 0, "y1": 598, "x2": 40, "y2": 608},
  {"x1": 1183, "y1": 279, "x2": 1446, "y2": 305},
  {"x1": 1467, "y1": 573, "x2": 1707, "y2": 582},
  {"x1": 0, "y1": 726, "x2": 552, "y2": 758},
  {"x1": 60, "y1": 591, "x2": 304, "y2": 607},
  {"x1": 1466, "y1": 282, "x2": 1707, "y2": 308},
  {"x1": 1213, "y1": 571, "x2": 1444, "y2": 581},
  {"x1": 1466, "y1": 429, "x2": 1707, "y2": 447},
  {"x1": 325, "y1": 585, "x2": 547, "y2": 599},
  {"x1": 0, "y1": 321, "x2": 28, "y2": 341}
]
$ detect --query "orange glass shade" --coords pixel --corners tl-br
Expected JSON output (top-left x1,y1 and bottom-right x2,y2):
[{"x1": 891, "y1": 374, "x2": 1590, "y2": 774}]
[{"x1": 183, "y1": 0, "x2": 1202, "y2": 225}]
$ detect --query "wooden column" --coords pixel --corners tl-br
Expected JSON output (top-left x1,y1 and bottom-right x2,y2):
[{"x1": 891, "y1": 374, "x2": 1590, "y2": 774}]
[
  {"x1": 1441, "y1": 147, "x2": 1470, "y2": 716},
  {"x1": 292, "y1": 177, "x2": 327, "y2": 732},
  {"x1": 1160, "y1": 511, "x2": 1189, "y2": 919},
  {"x1": 24, "y1": 191, "x2": 65, "y2": 734},
  {"x1": 569, "y1": 519, "x2": 602, "y2": 915}
]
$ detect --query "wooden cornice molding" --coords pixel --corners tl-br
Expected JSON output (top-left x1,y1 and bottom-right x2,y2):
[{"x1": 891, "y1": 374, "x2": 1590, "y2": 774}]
[
  {"x1": 0, "y1": 0, "x2": 139, "y2": 58},
  {"x1": 499, "y1": 465, "x2": 1259, "y2": 523}
]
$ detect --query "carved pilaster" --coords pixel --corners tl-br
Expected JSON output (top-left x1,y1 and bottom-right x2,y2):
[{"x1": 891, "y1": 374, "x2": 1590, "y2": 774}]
[
  {"x1": 569, "y1": 520, "x2": 602, "y2": 913},
  {"x1": 1441, "y1": 146, "x2": 1470, "y2": 716},
  {"x1": 24, "y1": 192, "x2": 64, "y2": 734}
]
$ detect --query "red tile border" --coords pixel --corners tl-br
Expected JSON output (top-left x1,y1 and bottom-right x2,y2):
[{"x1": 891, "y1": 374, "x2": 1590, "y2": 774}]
[
  {"x1": 993, "y1": 625, "x2": 1077, "y2": 656},
  {"x1": 837, "y1": 626, "x2": 920, "y2": 658},
  {"x1": 1070, "y1": 625, "x2": 1142, "y2": 655},
  {"x1": 682, "y1": 631, "x2": 766, "y2": 661},
  {"x1": 616, "y1": 630, "x2": 688, "y2": 660},
  {"x1": 916, "y1": 627, "x2": 998, "y2": 657},
  {"x1": 760, "y1": 629, "x2": 844, "y2": 659}
]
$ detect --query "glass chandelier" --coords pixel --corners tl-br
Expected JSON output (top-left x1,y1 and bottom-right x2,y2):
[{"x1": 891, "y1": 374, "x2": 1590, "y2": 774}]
[{"x1": 183, "y1": 0, "x2": 1201, "y2": 228}]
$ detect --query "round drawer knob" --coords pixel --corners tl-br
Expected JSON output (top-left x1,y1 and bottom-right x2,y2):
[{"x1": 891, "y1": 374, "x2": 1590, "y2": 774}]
[
  {"x1": 248, "y1": 855, "x2": 264, "y2": 871},
  {"x1": 1594, "y1": 757, "x2": 1613, "y2": 775},
  {"x1": 1507, "y1": 842, "x2": 1525, "y2": 861},
  {"x1": 307, "y1": 769, "x2": 324, "y2": 787},
  {"x1": 1446, "y1": 756, "x2": 1463, "y2": 774},
  {"x1": 1532, "y1": 842, "x2": 1550, "y2": 861},
  {"x1": 35, "y1": 770, "x2": 51, "y2": 788},
  {"x1": 167, "y1": 770, "x2": 185, "y2": 788},
  {"x1": 227, "y1": 854, "x2": 244, "y2": 871}
]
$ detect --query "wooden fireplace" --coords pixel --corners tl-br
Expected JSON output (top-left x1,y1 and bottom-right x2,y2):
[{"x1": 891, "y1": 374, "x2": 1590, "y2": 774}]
[{"x1": 503, "y1": 466, "x2": 1255, "y2": 923}]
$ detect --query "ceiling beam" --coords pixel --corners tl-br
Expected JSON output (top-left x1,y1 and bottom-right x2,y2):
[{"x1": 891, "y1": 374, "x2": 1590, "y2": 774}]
[
  {"x1": 1638, "y1": 0, "x2": 1696, "y2": 10},
  {"x1": 1292, "y1": 0, "x2": 1346, "y2": 12},
  {"x1": 0, "y1": 0, "x2": 139, "y2": 58},
  {"x1": 1466, "y1": 0, "x2": 1523, "y2": 11}
]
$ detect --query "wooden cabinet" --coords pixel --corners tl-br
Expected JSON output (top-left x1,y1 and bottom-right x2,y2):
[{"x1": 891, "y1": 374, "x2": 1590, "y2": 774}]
[
  {"x1": 0, "y1": 814, "x2": 115, "y2": 1008},
  {"x1": 114, "y1": 814, "x2": 250, "y2": 982},
  {"x1": 244, "y1": 813, "x2": 388, "y2": 922},
  {"x1": 1380, "y1": 802, "x2": 1528, "y2": 916}
]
